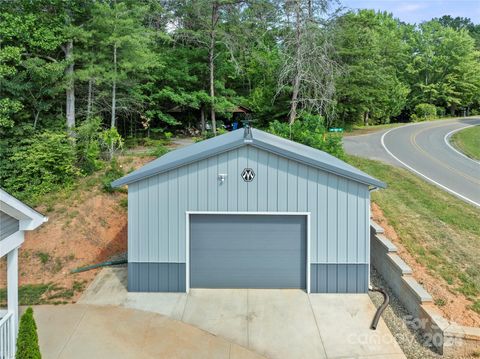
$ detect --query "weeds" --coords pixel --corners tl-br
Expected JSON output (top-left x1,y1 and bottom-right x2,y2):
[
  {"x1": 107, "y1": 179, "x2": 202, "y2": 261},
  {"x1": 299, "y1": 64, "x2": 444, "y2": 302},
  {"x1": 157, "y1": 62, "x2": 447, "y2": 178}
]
[{"x1": 36, "y1": 252, "x2": 50, "y2": 265}]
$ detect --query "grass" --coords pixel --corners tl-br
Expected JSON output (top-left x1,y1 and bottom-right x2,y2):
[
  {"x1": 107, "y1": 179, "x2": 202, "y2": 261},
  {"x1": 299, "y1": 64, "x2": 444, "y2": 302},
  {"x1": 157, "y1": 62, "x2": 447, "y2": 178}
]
[
  {"x1": 36, "y1": 252, "x2": 50, "y2": 265},
  {"x1": 344, "y1": 123, "x2": 405, "y2": 136},
  {"x1": 0, "y1": 281, "x2": 88, "y2": 306},
  {"x1": 450, "y1": 125, "x2": 480, "y2": 160},
  {"x1": 472, "y1": 300, "x2": 480, "y2": 314},
  {"x1": 348, "y1": 156, "x2": 480, "y2": 302},
  {"x1": 0, "y1": 284, "x2": 50, "y2": 306}
]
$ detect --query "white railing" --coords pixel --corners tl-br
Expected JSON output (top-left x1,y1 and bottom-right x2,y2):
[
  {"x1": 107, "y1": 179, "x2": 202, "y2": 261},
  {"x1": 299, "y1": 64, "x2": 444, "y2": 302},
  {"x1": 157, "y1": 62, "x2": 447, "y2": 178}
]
[{"x1": 0, "y1": 311, "x2": 14, "y2": 359}]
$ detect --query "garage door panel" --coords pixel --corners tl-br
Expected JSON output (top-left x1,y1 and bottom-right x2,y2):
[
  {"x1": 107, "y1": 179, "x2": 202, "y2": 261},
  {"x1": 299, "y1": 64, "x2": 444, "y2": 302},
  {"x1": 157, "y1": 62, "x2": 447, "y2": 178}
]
[{"x1": 190, "y1": 214, "x2": 306, "y2": 289}]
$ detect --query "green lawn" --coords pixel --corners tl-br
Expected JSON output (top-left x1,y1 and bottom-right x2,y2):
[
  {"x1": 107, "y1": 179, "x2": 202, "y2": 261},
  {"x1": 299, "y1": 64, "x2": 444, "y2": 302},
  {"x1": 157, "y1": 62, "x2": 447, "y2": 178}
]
[
  {"x1": 348, "y1": 156, "x2": 480, "y2": 312},
  {"x1": 450, "y1": 125, "x2": 480, "y2": 160},
  {"x1": 344, "y1": 123, "x2": 404, "y2": 136}
]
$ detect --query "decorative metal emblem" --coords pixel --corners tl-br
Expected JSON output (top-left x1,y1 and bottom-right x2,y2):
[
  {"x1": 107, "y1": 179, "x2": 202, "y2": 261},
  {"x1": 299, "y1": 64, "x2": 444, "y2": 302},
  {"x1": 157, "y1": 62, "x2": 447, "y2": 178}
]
[{"x1": 241, "y1": 168, "x2": 255, "y2": 182}]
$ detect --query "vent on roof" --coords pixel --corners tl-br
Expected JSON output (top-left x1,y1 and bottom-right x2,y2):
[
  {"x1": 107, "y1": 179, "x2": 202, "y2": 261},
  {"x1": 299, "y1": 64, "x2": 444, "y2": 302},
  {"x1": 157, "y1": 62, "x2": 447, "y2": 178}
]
[{"x1": 244, "y1": 123, "x2": 253, "y2": 143}]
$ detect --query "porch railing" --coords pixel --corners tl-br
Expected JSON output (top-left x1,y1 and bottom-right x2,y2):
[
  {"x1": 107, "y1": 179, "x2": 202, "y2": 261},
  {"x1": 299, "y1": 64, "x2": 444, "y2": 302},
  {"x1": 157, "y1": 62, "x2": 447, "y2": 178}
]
[{"x1": 0, "y1": 311, "x2": 14, "y2": 359}]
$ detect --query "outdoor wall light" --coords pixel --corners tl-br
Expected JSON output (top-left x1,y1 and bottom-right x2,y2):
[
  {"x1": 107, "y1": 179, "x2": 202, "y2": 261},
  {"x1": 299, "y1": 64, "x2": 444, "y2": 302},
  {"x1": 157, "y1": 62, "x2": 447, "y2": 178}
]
[{"x1": 218, "y1": 174, "x2": 228, "y2": 183}]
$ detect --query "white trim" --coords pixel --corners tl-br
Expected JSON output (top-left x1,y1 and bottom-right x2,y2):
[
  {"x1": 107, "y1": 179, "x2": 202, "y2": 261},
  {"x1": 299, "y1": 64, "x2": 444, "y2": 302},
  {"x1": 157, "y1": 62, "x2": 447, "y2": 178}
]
[
  {"x1": 0, "y1": 188, "x2": 48, "y2": 230},
  {"x1": 185, "y1": 211, "x2": 311, "y2": 294},
  {"x1": 7, "y1": 246, "x2": 19, "y2": 349},
  {"x1": 381, "y1": 127, "x2": 480, "y2": 208},
  {"x1": 0, "y1": 231, "x2": 24, "y2": 259},
  {"x1": 443, "y1": 125, "x2": 479, "y2": 164},
  {"x1": 185, "y1": 211, "x2": 190, "y2": 293}
]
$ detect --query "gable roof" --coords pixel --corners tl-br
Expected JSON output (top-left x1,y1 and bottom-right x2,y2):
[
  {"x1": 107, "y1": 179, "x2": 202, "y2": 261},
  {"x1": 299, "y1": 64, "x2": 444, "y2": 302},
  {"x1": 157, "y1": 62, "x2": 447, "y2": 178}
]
[
  {"x1": 112, "y1": 128, "x2": 386, "y2": 189},
  {"x1": 0, "y1": 188, "x2": 48, "y2": 230}
]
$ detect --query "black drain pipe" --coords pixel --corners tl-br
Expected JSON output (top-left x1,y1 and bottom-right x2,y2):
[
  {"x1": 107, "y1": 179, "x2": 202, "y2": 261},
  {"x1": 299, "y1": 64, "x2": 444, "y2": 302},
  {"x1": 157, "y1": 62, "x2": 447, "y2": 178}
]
[{"x1": 369, "y1": 287, "x2": 389, "y2": 330}]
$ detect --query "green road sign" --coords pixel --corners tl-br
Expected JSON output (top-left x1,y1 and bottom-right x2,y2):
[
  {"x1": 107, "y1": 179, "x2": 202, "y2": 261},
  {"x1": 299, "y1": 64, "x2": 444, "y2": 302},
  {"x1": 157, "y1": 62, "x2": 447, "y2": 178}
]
[{"x1": 328, "y1": 128, "x2": 344, "y2": 133}]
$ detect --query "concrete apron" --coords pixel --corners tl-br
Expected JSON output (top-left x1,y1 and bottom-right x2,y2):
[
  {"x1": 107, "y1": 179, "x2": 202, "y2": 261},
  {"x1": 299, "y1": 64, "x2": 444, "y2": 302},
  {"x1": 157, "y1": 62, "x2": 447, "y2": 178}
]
[{"x1": 78, "y1": 267, "x2": 406, "y2": 359}]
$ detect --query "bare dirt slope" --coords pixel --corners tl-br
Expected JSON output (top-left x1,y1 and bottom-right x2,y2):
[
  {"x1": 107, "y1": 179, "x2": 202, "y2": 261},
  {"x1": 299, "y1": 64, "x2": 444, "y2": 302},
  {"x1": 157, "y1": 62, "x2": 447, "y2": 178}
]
[{"x1": 0, "y1": 154, "x2": 154, "y2": 304}]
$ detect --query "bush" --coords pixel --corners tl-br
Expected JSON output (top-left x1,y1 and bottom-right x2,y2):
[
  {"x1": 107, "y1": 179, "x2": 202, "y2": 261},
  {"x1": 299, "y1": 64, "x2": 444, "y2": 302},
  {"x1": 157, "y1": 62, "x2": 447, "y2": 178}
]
[
  {"x1": 3, "y1": 131, "x2": 79, "y2": 202},
  {"x1": 267, "y1": 113, "x2": 344, "y2": 159},
  {"x1": 411, "y1": 103, "x2": 437, "y2": 122},
  {"x1": 101, "y1": 159, "x2": 124, "y2": 193},
  {"x1": 75, "y1": 117, "x2": 103, "y2": 174},
  {"x1": 16, "y1": 307, "x2": 41, "y2": 359},
  {"x1": 100, "y1": 127, "x2": 124, "y2": 161}
]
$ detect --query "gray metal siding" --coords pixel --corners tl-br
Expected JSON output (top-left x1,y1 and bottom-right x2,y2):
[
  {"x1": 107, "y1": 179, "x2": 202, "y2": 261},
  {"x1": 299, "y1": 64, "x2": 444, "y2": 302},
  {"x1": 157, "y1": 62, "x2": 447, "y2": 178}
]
[
  {"x1": 127, "y1": 145, "x2": 371, "y2": 292},
  {"x1": 190, "y1": 214, "x2": 306, "y2": 289},
  {"x1": 0, "y1": 211, "x2": 19, "y2": 240},
  {"x1": 128, "y1": 263, "x2": 186, "y2": 292},
  {"x1": 128, "y1": 145, "x2": 370, "y2": 264},
  {"x1": 310, "y1": 264, "x2": 368, "y2": 293}
]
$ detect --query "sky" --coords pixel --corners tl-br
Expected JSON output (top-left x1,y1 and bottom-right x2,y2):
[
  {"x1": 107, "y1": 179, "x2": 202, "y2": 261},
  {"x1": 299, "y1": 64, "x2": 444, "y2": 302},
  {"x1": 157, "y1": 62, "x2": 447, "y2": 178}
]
[{"x1": 340, "y1": 1, "x2": 480, "y2": 24}]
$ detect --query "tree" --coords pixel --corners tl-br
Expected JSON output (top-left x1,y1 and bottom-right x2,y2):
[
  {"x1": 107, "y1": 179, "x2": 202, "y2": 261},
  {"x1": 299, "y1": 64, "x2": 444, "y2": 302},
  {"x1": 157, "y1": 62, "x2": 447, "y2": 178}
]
[
  {"x1": 435, "y1": 15, "x2": 480, "y2": 49},
  {"x1": 406, "y1": 20, "x2": 480, "y2": 115},
  {"x1": 334, "y1": 10, "x2": 409, "y2": 125},
  {"x1": 88, "y1": 1, "x2": 157, "y2": 129},
  {"x1": 165, "y1": 0, "x2": 243, "y2": 135},
  {"x1": 277, "y1": 0, "x2": 340, "y2": 125}
]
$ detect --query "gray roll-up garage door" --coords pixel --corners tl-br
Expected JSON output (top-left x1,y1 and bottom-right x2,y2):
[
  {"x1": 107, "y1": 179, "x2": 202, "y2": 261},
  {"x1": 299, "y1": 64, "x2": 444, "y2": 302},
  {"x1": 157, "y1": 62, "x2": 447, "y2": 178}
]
[{"x1": 190, "y1": 214, "x2": 306, "y2": 289}]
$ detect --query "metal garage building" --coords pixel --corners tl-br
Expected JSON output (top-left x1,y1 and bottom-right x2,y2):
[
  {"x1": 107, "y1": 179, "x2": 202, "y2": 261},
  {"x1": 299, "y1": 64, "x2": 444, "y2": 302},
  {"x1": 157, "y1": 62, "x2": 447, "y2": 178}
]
[{"x1": 112, "y1": 127, "x2": 385, "y2": 293}]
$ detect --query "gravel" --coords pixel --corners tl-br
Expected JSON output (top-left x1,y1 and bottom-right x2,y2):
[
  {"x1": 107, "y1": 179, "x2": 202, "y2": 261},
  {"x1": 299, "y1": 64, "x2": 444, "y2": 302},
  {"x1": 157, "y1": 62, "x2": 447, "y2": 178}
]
[{"x1": 369, "y1": 268, "x2": 445, "y2": 359}]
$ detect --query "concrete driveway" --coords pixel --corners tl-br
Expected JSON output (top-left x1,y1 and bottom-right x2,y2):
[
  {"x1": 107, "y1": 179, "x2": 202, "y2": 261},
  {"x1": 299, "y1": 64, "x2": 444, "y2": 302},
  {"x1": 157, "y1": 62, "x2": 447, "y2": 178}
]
[
  {"x1": 34, "y1": 304, "x2": 264, "y2": 359},
  {"x1": 76, "y1": 267, "x2": 405, "y2": 359}
]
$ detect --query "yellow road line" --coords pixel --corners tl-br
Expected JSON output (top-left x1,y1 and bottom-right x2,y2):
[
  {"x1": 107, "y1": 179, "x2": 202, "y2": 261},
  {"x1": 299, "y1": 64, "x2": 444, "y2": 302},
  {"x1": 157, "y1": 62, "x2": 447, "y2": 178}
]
[{"x1": 409, "y1": 123, "x2": 480, "y2": 185}]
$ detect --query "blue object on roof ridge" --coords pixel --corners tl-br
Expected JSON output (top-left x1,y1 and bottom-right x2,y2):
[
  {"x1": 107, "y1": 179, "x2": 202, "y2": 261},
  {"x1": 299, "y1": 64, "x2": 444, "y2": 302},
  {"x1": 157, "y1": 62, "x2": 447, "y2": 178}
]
[{"x1": 111, "y1": 128, "x2": 386, "y2": 189}]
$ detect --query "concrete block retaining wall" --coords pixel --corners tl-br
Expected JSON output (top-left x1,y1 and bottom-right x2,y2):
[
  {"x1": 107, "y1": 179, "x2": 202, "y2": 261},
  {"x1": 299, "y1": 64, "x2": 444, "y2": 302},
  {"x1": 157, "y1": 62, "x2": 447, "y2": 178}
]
[{"x1": 370, "y1": 221, "x2": 480, "y2": 356}]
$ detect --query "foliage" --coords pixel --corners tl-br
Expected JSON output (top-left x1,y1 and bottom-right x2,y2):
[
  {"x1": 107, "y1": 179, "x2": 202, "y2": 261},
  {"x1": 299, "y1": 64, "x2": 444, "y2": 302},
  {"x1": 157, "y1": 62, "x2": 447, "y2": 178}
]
[
  {"x1": 268, "y1": 113, "x2": 344, "y2": 159},
  {"x1": 101, "y1": 159, "x2": 124, "y2": 193},
  {"x1": 411, "y1": 103, "x2": 438, "y2": 122},
  {"x1": 16, "y1": 307, "x2": 41, "y2": 359},
  {"x1": 406, "y1": 20, "x2": 480, "y2": 114},
  {"x1": 0, "y1": 1, "x2": 480, "y2": 201},
  {"x1": 100, "y1": 127, "x2": 124, "y2": 161},
  {"x1": 335, "y1": 10, "x2": 409, "y2": 126},
  {"x1": 1, "y1": 131, "x2": 79, "y2": 202},
  {"x1": 75, "y1": 117, "x2": 103, "y2": 174}
]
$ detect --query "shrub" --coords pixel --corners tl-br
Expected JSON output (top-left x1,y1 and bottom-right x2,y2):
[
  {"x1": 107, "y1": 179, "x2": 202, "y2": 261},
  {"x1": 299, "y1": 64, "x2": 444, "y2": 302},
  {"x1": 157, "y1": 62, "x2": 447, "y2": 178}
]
[
  {"x1": 411, "y1": 103, "x2": 437, "y2": 122},
  {"x1": 101, "y1": 159, "x2": 124, "y2": 193},
  {"x1": 75, "y1": 117, "x2": 103, "y2": 174},
  {"x1": 149, "y1": 144, "x2": 169, "y2": 157},
  {"x1": 16, "y1": 307, "x2": 41, "y2": 359},
  {"x1": 267, "y1": 113, "x2": 344, "y2": 159},
  {"x1": 100, "y1": 127, "x2": 124, "y2": 161},
  {"x1": 3, "y1": 131, "x2": 79, "y2": 202}
]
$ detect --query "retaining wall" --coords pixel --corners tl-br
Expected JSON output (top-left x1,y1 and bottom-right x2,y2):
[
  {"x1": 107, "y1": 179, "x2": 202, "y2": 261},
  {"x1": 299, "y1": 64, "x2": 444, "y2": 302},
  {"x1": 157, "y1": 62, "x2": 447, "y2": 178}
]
[{"x1": 370, "y1": 221, "x2": 480, "y2": 356}]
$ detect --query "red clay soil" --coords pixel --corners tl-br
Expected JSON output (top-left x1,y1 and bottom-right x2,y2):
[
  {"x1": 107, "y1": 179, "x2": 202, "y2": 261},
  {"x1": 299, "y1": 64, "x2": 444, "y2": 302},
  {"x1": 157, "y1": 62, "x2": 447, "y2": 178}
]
[
  {"x1": 0, "y1": 154, "x2": 155, "y2": 303},
  {"x1": 371, "y1": 202, "x2": 480, "y2": 327}
]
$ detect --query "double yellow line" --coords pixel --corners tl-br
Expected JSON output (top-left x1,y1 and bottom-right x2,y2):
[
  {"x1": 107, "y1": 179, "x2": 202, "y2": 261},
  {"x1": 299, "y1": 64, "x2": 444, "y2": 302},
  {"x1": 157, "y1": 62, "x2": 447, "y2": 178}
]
[{"x1": 409, "y1": 123, "x2": 480, "y2": 185}]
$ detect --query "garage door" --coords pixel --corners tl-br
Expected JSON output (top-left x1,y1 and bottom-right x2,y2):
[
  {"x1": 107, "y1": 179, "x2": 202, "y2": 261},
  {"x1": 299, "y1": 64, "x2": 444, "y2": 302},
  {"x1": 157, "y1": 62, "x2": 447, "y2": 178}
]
[{"x1": 190, "y1": 214, "x2": 306, "y2": 289}]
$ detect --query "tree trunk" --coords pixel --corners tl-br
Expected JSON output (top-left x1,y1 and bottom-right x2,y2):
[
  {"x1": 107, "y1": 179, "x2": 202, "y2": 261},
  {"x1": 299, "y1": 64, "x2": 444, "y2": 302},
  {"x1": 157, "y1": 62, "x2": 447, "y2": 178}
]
[
  {"x1": 33, "y1": 111, "x2": 40, "y2": 129},
  {"x1": 289, "y1": 75, "x2": 300, "y2": 125},
  {"x1": 209, "y1": 3, "x2": 219, "y2": 135},
  {"x1": 87, "y1": 78, "x2": 94, "y2": 120},
  {"x1": 289, "y1": 0, "x2": 302, "y2": 125},
  {"x1": 111, "y1": 44, "x2": 117, "y2": 129},
  {"x1": 65, "y1": 39, "x2": 75, "y2": 129},
  {"x1": 200, "y1": 105, "x2": 206, "y2": 132},
  {"x1": 364, "y1": 111, "x2": 369, "y2": 126}
]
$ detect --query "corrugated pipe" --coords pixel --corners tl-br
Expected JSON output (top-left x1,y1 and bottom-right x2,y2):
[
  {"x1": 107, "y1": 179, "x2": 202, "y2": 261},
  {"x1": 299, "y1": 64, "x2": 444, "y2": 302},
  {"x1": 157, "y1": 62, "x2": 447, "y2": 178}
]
[
  {"x1": 70, "y1": 259, "x2": 127, "y2": 274},
  {"x1": 369, "y1": 287, "x2": 389, "y2": 330}
]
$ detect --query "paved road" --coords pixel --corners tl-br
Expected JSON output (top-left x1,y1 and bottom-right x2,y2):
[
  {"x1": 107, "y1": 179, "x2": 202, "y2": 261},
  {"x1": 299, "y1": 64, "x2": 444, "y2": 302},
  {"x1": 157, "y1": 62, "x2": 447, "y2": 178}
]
[{"x1": 344, "y1": 118, "x2": 480, "y2": 207}]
